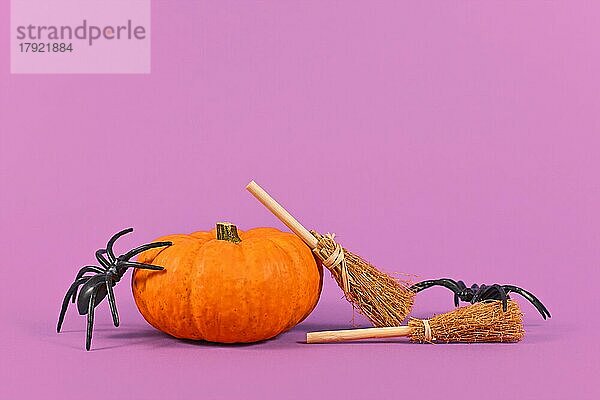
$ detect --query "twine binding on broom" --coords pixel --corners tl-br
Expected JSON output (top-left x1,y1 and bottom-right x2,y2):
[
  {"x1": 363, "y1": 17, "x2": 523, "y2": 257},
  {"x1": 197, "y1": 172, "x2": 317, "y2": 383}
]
[
  {"x1": 312, "y1": 233, "x2": 350, "y2": 293},
  {"x1": 422, "y1": 319, "x2": 434, "y2": 342}
]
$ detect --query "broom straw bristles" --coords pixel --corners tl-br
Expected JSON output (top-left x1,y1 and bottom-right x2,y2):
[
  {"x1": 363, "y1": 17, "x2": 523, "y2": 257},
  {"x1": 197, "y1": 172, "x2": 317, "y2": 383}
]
[
  {"x1": 409, "y1": 300, "x2": 525, "y2": 343},
  {"x1": 311, "y1": 231, "x2": 415, "y2": 327}
]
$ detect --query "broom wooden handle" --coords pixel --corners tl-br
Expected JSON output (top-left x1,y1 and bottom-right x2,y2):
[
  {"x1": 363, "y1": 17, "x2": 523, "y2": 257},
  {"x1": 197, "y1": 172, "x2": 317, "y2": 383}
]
[
  {"x1": 306, "y1": 326, "x2": 413, "y2": 343},
  {"x1": 246, "y1": 180, "x2": 319, "y2": 249}
]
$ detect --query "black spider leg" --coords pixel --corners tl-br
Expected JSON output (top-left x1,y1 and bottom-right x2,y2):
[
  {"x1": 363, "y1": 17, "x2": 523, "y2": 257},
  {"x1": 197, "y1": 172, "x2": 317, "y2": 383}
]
[
  {"x1": 84, "y1": 275, "x2": 108, "y2": 351},
  {"x1": 76, "y1": 266, "x2": 104, "y2": 278},
  {"x1": 95, "y1": 249, "x2": 111, "y2": 270},
  {"x1": 105, "y1": 277, "x2": 119, "y2": 327},
  {"x1": 410, "y1": 278, "x2": 464, "y2": 307},
  {"x1": 105, "y1": 228, "x2": 135, "y2": 262},
  {"x1": 455, "y1": 280, "x2": 468, "y2": 306},
  {"x1": 473, "y1": 284, "x2": 508, "y2": 311},
  {"x1": 86, "y1": 287, "x2": 98, "y2": 351},
  {"x1": 503, "y1": 285, "x2": 551, "y2": 319},
  {"x1": 57, "y1": 276, "x2": 92, "y2": 332},
  {"x1": 118, "y1": 241, "x2": 173, "y2": 262},
  {"x1": 120, "y1": 260, "x2": 166, "y2": 271},
  {"x1": 410, "y1": 278, "x2": 463, "y2": 293}
]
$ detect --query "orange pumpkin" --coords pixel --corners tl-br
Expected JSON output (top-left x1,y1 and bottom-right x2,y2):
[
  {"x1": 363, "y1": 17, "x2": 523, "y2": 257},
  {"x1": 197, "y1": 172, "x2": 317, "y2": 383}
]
[{"x1": 132, "y1": 223, "x2": 323, "y2": 343}]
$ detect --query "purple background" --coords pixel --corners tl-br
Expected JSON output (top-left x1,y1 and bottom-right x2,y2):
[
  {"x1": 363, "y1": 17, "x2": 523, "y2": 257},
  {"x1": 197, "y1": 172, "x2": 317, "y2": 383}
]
[{"x1": 1, "y1": 2, "x2": 599, "y2": 399}]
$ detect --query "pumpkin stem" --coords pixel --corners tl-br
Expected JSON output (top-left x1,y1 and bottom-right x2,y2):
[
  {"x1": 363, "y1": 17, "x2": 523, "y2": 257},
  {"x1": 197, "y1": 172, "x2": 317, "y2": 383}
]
[{"x1": 216, "y1": 222, "x2": 241, "y2": 243}]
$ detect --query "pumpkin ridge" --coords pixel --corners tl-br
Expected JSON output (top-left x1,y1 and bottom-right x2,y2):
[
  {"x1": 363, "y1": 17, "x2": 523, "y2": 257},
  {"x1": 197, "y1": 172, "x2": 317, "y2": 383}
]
[
  {"x1": 240, "y1": 227, "x2": 280, "y2": 239},
  {"x1": 236, "y1": 241, "x2": 252, "y2": 341},
  {"x1": 286, "y1": 235, "x2": 323, "y2": 325},
  {"x1": 190, "y1": 241, "x2": 216, "y2": 339},
  {"x1": 225, "y1": 241, "x2": 248, "y2": 341},
  {"x1": 179, "y1": 242, "x2": 205, "y2": 339},
  {"x1": 262, "y1": 236, "x2": 304, "y2": 333},
  {"x1": 192, "y1": 239, "x2": 245, "y2": 342},
  {"x1": 149, "y1": 243, "x2": 198, "y2": 338},
  {"x1": 264, "y1": 235, "x2": 321, "y2": 330}
]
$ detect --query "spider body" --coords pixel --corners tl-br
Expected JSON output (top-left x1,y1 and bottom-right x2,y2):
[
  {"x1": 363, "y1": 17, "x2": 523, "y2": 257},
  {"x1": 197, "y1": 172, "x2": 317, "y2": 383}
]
[
  {"x1": 411, "y1": 278, "x2": 551, "y2": 319},
  {"x1": 57, "y1": 228, "x2": 171, "y2": 350}
]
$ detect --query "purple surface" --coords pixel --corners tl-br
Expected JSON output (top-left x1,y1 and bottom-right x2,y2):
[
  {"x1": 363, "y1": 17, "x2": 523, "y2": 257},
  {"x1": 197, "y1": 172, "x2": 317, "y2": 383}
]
[{"x1": 1, "y1": 2, "x2": 599, "y2": 399}]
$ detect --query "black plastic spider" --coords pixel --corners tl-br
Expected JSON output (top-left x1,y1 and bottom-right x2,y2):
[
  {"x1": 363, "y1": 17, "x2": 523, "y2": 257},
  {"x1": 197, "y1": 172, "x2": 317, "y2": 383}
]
[
  {"x1": 57, "y1": 228, "x2": 172, "y2": 350},
  {"x1": 410, "y1": 278, "x2": 551, "y2": 319}
]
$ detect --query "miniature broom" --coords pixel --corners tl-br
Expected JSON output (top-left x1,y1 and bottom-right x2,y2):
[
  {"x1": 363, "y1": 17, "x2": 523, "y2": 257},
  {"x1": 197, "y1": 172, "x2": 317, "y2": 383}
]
[
  {"x1": 306, "y1": 300, "x2": 525, "y2": 344},
  {"x1": 246, "y1": 180, "x2": 415, "y2": 326}
]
